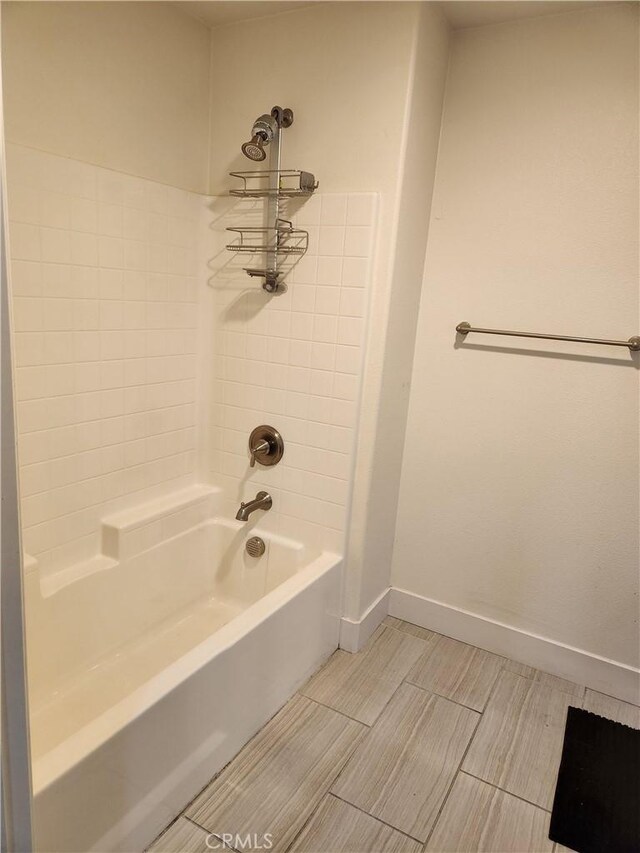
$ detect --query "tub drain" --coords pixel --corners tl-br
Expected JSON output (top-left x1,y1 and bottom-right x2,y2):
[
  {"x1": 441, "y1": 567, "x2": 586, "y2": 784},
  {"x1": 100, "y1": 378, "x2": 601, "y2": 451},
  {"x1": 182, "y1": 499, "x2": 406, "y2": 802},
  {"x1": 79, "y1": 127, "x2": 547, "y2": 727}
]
[{"x1": 246, "y1": 536, "x2": 266, "y2": 558}]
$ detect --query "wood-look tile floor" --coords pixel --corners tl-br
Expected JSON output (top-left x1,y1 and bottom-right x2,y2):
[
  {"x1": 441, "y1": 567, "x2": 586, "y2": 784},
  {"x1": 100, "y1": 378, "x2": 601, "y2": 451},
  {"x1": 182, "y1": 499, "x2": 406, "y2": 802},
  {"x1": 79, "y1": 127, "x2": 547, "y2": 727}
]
[{"x1": 149, "y1": 618, "x2": 640, "y2": 853}]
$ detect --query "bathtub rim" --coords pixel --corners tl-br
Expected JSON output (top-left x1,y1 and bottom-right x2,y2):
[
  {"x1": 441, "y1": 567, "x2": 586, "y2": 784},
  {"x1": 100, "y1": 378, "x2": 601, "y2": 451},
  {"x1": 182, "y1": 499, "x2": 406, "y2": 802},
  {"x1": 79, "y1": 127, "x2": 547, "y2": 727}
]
[{"x1": 32, "y1": 549, "x2": 342, "y2": 795}]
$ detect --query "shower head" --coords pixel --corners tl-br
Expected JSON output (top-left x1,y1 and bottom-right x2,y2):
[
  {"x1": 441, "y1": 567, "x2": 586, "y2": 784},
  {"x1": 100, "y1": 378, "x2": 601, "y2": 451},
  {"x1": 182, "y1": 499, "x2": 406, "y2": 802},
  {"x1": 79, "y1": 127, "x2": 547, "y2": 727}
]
[
  {"x1": 242, "y1": 134, "x2": 267, "y2": 162},
  {"x1": 241, "y1": 113, "x2": 278, "y2": 162}
]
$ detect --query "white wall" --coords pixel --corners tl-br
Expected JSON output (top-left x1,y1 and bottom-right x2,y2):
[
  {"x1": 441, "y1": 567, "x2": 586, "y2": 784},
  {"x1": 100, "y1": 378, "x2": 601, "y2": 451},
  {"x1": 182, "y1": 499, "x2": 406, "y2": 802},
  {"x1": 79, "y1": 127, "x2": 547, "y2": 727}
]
[
  {"x1": 347, "y1": 2, "x2": 450, "y2": 619},
  {"x1": 393, "y1": 5, "x2": 640, "y2": 669},
  {"x1": 207, "y1": 2, "x2": 419, "y2": 197},
  {"x1": 1, "y1": 2, "x2": 211, "y2": 192},
  {"x1": 207, "y1": 2, "x2": 450, "y2": 619}
]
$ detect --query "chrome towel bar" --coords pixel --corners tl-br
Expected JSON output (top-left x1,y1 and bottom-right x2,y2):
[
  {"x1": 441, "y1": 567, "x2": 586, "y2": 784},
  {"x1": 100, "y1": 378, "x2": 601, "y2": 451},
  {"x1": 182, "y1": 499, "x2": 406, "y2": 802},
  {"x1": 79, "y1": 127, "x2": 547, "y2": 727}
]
[{"x1": 456, "y1": 322, "x2": 640, "y2": 352}]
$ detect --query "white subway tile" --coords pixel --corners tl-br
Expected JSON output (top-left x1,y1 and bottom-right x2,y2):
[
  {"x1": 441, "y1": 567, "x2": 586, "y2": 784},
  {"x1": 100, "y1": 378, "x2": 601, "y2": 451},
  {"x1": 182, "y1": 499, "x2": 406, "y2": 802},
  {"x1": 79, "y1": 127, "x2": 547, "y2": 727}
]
[
  {"x1": 289, "y1": 339, "x2": 311, "y2": 367},
  {"x1": 70, "y1": 232, "x2": 98, "y2": 266},
  {"x1": 316, "y1": 256, "x2": 343, "y2": 286},
  {"x1": 292, "y1": 285, "x2": 316, "y2": 313},
  {"x1": 8, "y1": 157, "x2": 373, "y2": 567},
  {"x1": 318, "y1": 225, "x2": 345, "y2": 256},
  {"x1": 315, "y1": 286, "x2": 341, "y2": 315},
  {"x1": 310, "y1": 342, "x2": 336, "y2": 371},
  {"x1": 338, "y1": 316, "x2": 364, "y2": 346},
  {"x1": 10, "y1": 223, "x2": 41, "y2": 261},
  {"x1": 13, "y1": 297, "x2": 43, "y2": 332},
  {"x1": 70, "y1": 197, "x2": 98, "y2": 233},
  {"x1": 41, "y1": 227, "x2": 71, "y2": 264},
  {"x1": 40, "y1": 192, "x2": 71, "y2": 230},
  {"x1": 341, "y1": 256, "x2": 369, "y2": 288},
  {"x1": 312, "y1": 314, "x2": 338, "y2": 343},
  {"x1": 339, "y1": 287, "x2": 366, "y2": 317},
  {"x1": 344, "y1": 225, "x2": 372, "y2": 257},
  {"x1": 11, "y1": 261, "x2": 42, "y2": 296},
  {"x1": 9, "y1": 186, "x2": 40, "y2": 225},
  {"x1": 98, "y1": 236, "x2": 125, "y2": 269},
  {"x1": 98, "y1": 203, "x2": 123, "y2": 237}
]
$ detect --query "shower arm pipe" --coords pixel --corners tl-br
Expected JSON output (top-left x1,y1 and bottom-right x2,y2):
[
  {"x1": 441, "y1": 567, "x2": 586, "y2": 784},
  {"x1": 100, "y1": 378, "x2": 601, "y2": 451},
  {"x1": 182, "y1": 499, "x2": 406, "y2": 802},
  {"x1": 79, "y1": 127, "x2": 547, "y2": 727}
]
[{"x1": 456, "y1": 322, "x2": 640, "y2": 352}]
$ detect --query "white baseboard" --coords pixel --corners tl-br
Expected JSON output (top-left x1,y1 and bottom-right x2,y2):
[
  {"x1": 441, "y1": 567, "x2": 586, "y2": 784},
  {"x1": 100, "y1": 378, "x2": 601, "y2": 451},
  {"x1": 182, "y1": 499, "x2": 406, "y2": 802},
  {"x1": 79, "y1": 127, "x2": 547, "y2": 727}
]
[
  {"x1": 340, "y1": 587, "x2": 390, "y2": 653},
  {"x1": 389, "y1": 587, "x2": 640, "y2": 705}
]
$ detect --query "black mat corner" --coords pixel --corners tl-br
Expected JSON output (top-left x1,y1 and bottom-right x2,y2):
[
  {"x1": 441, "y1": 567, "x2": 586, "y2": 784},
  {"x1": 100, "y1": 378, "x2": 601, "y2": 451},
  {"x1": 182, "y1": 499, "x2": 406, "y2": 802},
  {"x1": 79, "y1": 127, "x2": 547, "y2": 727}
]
[{"x1": 549, "y1": 706, "x2": 640, "y2": 853}]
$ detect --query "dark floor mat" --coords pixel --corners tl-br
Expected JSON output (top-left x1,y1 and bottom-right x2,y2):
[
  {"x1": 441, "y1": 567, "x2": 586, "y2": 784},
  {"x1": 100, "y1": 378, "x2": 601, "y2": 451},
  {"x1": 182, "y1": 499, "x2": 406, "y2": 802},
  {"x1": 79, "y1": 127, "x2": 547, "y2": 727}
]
[{"x1": 549, "y1": 706, "x2": 640, "y2": 853}]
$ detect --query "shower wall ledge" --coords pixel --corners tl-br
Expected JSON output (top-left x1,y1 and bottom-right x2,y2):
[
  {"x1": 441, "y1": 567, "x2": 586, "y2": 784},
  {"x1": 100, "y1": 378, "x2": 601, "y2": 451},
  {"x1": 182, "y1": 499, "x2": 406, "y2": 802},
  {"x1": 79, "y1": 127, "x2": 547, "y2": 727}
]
[
  {"x1": 102, "y1": 483, "x2": 218, "y2": 561},
  {"x1": 24, "y1": 484, "x2": 220, "y2": 595}
]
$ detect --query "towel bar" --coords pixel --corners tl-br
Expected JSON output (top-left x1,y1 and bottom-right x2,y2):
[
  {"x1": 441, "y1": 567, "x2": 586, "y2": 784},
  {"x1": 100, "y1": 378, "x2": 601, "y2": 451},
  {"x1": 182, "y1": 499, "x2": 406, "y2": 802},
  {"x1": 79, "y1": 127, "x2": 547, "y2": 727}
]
[{"x1": 456, "y1": 322, "x2": 640, "y2": 352}]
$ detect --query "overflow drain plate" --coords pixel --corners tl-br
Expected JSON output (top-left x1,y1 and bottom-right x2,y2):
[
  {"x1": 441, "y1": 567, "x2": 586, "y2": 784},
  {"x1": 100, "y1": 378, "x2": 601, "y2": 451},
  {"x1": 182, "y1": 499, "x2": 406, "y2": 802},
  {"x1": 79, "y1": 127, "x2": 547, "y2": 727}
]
[{"x1": 246, "y1": 536, "x2": 266, "y2": 558}]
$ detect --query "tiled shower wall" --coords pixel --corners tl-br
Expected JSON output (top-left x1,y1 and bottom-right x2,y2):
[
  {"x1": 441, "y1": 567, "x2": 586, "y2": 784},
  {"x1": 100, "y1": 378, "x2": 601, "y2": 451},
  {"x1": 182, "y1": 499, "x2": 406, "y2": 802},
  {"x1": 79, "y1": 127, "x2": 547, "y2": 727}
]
[
  {"x1": 7, "y1": 144, "x2": 377, "y2": 572},
  {"x1": 6, "y1": 145, "x2": 200, "y2": 572},
  {"x1": 205, "y1": 191, "x2": 377, "y2": 553}
]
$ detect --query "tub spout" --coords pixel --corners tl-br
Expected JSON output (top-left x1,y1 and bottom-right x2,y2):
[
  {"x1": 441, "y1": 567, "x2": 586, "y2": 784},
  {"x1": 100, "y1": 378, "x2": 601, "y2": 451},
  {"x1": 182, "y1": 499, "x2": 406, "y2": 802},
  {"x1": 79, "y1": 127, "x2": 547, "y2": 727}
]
[{"x1": 236, "y1": 491, "x2": 272, "y2": 521}]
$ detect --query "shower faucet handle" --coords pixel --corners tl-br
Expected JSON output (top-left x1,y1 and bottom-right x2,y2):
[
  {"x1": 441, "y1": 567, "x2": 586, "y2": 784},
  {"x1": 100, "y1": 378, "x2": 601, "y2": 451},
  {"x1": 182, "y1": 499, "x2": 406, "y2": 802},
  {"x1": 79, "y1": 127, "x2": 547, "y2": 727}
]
[
  {"x1": 248, "y1": 425, "x2": 284, "y2": 468},
  {"x1": 249, "y1": 439, "x2": 270, "y2": 468}
]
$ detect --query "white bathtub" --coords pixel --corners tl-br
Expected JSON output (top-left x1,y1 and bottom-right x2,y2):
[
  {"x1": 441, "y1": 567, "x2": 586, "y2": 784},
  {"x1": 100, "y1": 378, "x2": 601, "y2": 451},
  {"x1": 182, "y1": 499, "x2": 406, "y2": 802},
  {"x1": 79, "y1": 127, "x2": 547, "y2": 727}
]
[{"x1": 25, "y1": 516, "x2": 342, "y2": 852}]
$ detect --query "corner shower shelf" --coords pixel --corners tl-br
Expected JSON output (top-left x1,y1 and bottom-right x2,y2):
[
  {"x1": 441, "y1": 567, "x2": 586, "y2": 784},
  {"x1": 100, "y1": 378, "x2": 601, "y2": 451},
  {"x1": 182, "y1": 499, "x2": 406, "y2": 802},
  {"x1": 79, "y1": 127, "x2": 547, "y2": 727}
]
[{"x1": 229, "y1": 169, "x2": 318, "y2": 198}]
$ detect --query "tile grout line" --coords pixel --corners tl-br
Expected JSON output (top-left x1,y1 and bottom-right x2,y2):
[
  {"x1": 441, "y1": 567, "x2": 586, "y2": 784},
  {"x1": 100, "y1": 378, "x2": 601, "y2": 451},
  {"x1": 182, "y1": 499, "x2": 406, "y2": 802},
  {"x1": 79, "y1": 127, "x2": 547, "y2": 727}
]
[
  {"x1": 298, "y1": 693, "x2": 373, "y2": 727},
  {"x1": 182, "y1": 815, "x2": 239, "y2": 852},
  {"x1": 306, "y1": 630, "x2": 433, "y2": 830},
  {"x1": 303, "y1": 630, "x2": 444, "y2": 848},
  {"x1": 150, "y1": 619, "x2": 599, "y2": 851},
  {"x1": 421, "y1": 661, "x2": 505, "y2": 851},
  {"x1": 421, "y1": 702, "x2": 485, "y2": 851},
  {"x1": 280, "y1": 719, "x2": 369, "y2": 853},
  {"x1": 389, "y1": 620, "x2": 588, "y2": 703},
  {"x1": 329, "y1": 791, "x2": 426, "y2": 845},
  {"x1": 456, "y1": 771, "x2": 553, "y2": 813},
  {"x1": 403, "y1": 678, "x2": 487, "y2": 714},
  {"x1": 281, "y1": 793, "x2": 329, "y2": 853}
]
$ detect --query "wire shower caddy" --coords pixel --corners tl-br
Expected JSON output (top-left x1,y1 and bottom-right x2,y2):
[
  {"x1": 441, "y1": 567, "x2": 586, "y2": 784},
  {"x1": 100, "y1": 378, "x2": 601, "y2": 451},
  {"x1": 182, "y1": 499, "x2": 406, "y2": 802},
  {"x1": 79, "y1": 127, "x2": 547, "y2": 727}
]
[{"x1": 226, "y1": 106, "x2": 318, "y2": 293}]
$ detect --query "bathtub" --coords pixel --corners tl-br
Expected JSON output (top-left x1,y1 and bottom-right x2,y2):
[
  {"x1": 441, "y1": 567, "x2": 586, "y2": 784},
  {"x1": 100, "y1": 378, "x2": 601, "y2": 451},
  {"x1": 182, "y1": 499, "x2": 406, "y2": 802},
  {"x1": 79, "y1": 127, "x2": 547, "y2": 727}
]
[{"x1": 25, "y1": 513, "x2": 342, "y2": 852}]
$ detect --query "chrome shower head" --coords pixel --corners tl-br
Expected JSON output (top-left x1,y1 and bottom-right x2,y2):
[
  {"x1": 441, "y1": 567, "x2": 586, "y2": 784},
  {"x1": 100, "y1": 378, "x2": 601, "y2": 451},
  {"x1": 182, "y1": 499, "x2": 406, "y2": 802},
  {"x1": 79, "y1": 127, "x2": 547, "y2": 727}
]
[
  {"x1": 241, "y1": 134, "x2": 267, "y2": 162},
  {"x1": 241, "y1": 113, "x2": 277, "y2": 162}
]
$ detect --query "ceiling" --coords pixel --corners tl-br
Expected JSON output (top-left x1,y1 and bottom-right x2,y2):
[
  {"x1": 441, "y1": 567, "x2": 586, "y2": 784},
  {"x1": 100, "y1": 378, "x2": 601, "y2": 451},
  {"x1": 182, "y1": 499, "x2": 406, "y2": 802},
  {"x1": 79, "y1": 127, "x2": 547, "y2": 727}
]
[
  {"x1": 175, "y1": 1, "x2": 313, "y2": 28},
  {"x1": 174, "y1": 0, "x2": 610, "y2": 31},
  {"x1": 440, "y1": 1, "x2": 605, "y2": 28}
]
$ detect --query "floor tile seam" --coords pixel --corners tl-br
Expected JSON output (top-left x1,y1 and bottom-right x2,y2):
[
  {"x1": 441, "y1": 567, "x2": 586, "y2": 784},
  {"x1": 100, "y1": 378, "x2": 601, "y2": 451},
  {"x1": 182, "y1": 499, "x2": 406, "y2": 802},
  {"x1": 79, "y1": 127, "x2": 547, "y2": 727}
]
[
  {"x1": 281, "y1": 732, "x2": 380, "y2": 851},
  {"x1": 144, "y1": 814, "x2": 186, "y2": 852},
  {"x1": 328, "y1": 791, "x2": 426, "y2": 845},
  {"x1": 300, "y1": 693, "x2": 374, "y2": 727},
  {"x1": 500, "y1": 662, "x2": 586, "y2": 700},
  {"x1": 281, "y1": 793, "x2": 332, "y2": 853},
  {"x1": 457, "y1": 770, "x2": 553, "y2": 813},
  {"x1": 584, "y1": 686, "x2": 640, "y2": 708},
  {"x1": 380, "y1": 622, "x2": 435, "y2": 647},
  {"x1": 184, "y1": 814, "x2": 241, "y2": 851},
  {"x1": 421, "y1": 695, "x2": 485, "y2": 850},
  {"x1": 423, "y1": 659, "x2": 509, "y2": 848},
  {"x1": 402, "y1": 678, "x2": 486, "y2": 715},
  {"x1": 319, "y1": 678, "x2": 414, "y2": 812}
]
